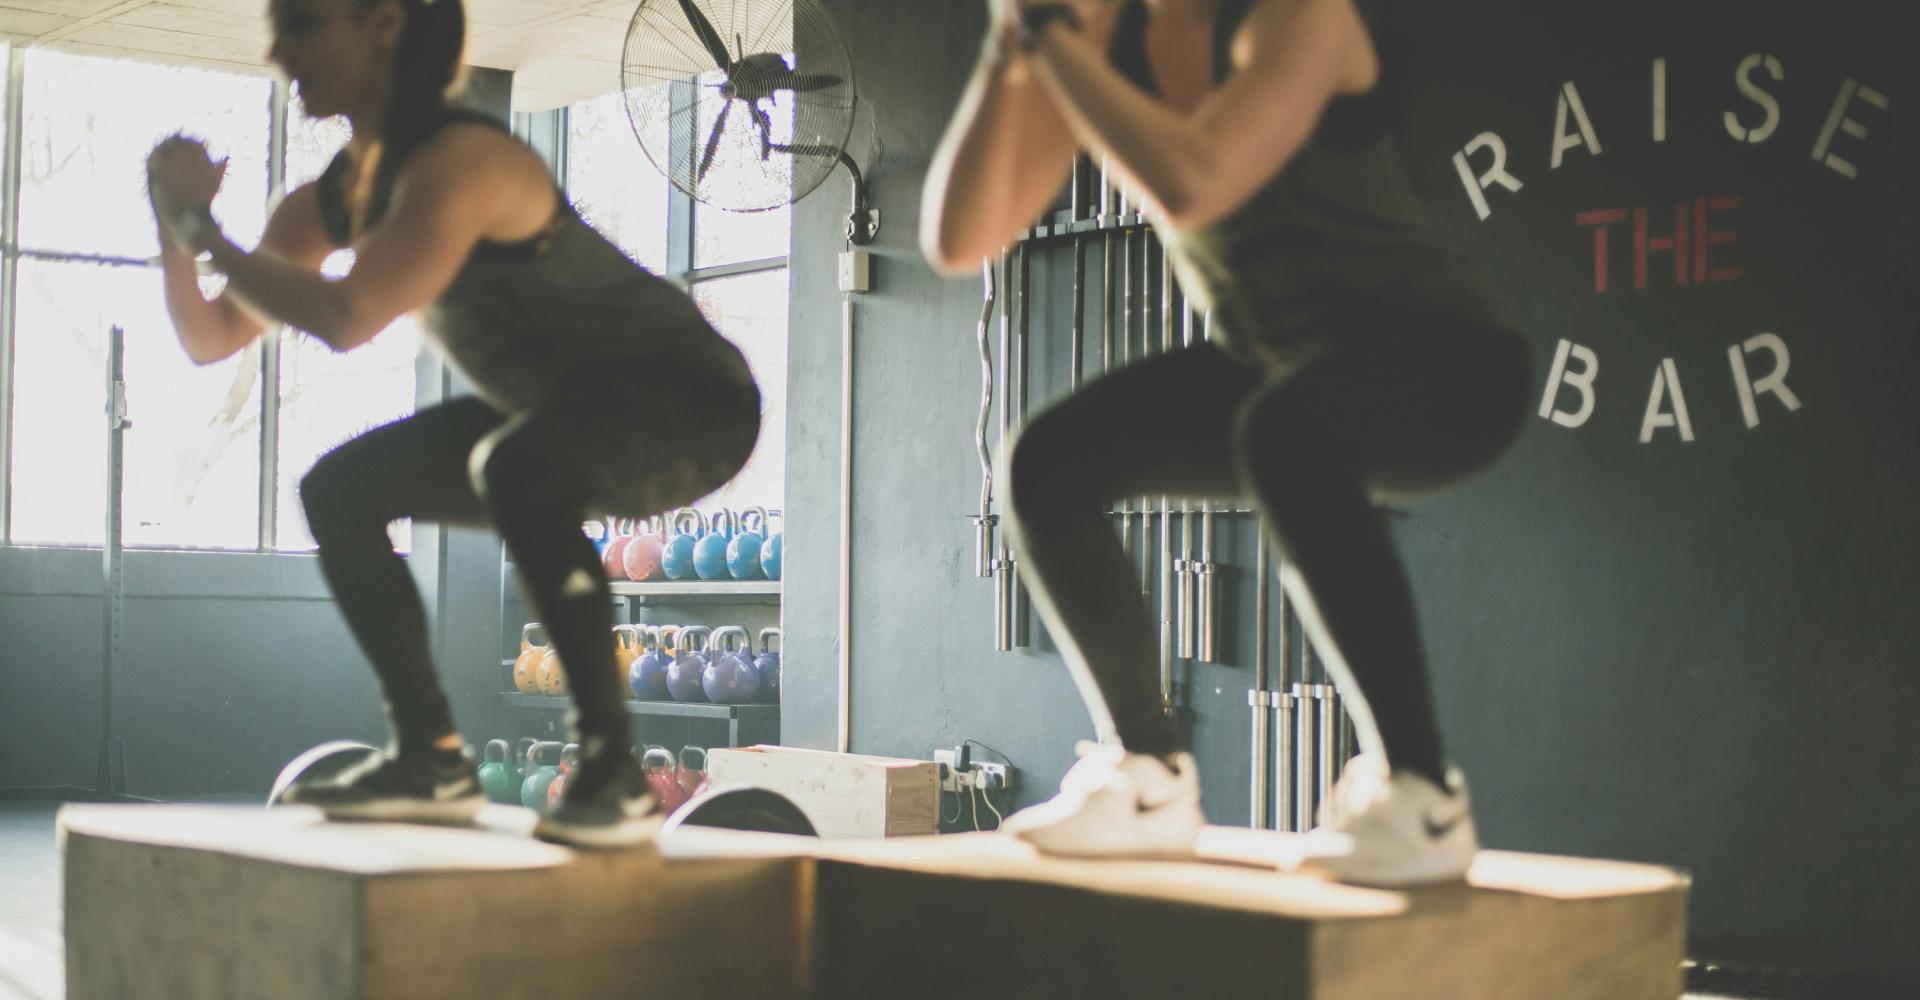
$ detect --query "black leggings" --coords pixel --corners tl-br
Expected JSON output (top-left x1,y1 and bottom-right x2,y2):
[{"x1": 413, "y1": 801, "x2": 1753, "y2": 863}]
[
  {"x1": 300, "y1": 361, "x2": 759, "y2": 761},
  {"x1": 1004, "y1": 314, "x2": 1528, "y2": 780}
]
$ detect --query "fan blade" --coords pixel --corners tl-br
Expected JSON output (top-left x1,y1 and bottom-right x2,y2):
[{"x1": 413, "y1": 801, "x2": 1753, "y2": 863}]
[
  {"x1": 696, "y1": 99, "x2": 733, "y2": 184},
  {"x1": 778, "y1": 73, "x2": 845, "y2": 93},
  {"x1": 768, "y1": 142, "x2": 841, "y2": 159},
  {"x1": 674, "y1": 0, "x2": 732, "y2": 74},
  {"x1": 749, "y1": 102, "x2": 773, "y2": 161}
]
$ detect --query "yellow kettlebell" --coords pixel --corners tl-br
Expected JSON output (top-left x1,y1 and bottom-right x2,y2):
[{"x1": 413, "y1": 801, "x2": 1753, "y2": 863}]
[
  {"x1": 513, "y1": 624, "x2": 549, "y2": 694},
  {"x1": 613, "y1": 624, "x2": 642, "y2": 685},
  {"x1": 537, "y1": 644, "x2": 569, "y2": 696}
]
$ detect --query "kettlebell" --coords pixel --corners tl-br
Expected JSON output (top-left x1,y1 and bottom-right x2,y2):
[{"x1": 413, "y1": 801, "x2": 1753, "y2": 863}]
[
  {"x1": 641, "y1": 745, "x2": 687, "y2": 812},
  {"x1": 667, "y1": 625, "x2": 713, "y2": 702},
  {"x1": 547, "y1": 743, "x2": 580, "y2": 811},
  {"x1": 661, "y1": 509, "x2": 705, "y2": 581},
  {"x1": 759, "y1": 510, "x2": 784, "y2": 581},
  {"x1": 521, "y1": 741, "x2": 563, "y2": 812},
  {"x1": 658, "y1": 624, "x2": 681, "y2": 660},
  {"x1": 727, "y1": 507, "x2": 768, "y2": 580},
  {"x1": 629, "y1": 626, "x2": 672, "y2": 700},
  {"x1": 537, "y1": 644, "x2": 568, "y2": 696},
  {"x1": 511, "y1": 737, "x2": 538, "y2": 789},
  {"x1": 622, "y1": 515, "x2": 667, "y2": 582},
  {"x1": 676, "y1": 745, "x2": 709, "y2": 800},
  {"x1": 613, "y1": 624, "x2": 643, "y2": 693},
  {"x1": 755, "y1": 627, "x2": 782, "y2": 703},
  {"x1": 694, "y1": 510, "x2": 734, "y2": 581},
  {"x1": 584, "y1": 517, "x2": 610, "y2": 556},
  {"x1": 512, "y1": 624, "x2": 549, "y2": 694},
  {"x1": 602, "y1": 518, "x2": 634, "y2": 581},
  {"x1": 702, "y1": 626, "x2": 763, "y2": 704},
  {"x1": 479, "y1": 739, "x2": 515, "y2": 803}
]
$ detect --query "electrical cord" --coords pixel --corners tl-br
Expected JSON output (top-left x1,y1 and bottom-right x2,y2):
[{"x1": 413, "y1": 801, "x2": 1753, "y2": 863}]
[
  {"x1": 969, "y1": 783, "x2": 982, "y2": 831},
  {"x1": 942, "y1": 779, "x2": 964, "y2": 825},
  {"x1": 967, "y1": 737, "x2": 1013, "y2": 760},
  {"x1": 980, "y1": 786, "x2": 1004, "y2": 828}
]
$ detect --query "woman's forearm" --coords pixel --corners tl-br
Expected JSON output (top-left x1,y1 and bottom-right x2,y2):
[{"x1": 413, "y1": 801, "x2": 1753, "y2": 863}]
[
  {"x1": 202, "y1": 229, "x2": 357, "y2": 350},
  {"x1": 921, "y1": 35, "x2": 1074, "y2": 272},
  {"x1": 157, "y1": 236, "x2": 250, "y2": 365}
]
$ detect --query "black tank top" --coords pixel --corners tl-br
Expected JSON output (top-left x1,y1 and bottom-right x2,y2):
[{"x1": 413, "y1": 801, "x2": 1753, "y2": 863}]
[
  {"x1": 1107, "y1": 0, "x2": 1516, "y2": 370},
  {"x1": 315, "y1": 108, "x2": 750, "y2": 413}
]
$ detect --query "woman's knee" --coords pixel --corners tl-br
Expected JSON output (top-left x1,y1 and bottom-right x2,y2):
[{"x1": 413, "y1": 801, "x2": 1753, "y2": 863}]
[
  {"x1": 1003, "y1": 414, "x2": 1101, "y2": 526},
  {"x1": 300, "y1": 450, "x2": 379, "y2": 538}
]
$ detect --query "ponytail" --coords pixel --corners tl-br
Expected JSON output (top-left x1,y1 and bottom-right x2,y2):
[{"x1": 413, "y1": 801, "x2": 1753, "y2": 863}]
[{"x1": 349, "y1": 0, "x2": 467, "y2": 236}]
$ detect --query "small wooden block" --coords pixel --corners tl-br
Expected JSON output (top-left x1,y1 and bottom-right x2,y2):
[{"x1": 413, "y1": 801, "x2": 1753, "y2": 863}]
[
  {"x1": 705, "y1": 745, "x2": 940, "y2": 838},
  {"x1": 60, "y1": 804, "x2": 811, "y2": 1000}
]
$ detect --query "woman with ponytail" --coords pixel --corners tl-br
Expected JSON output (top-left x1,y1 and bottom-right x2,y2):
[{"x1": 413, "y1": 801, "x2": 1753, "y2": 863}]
[{"x1": 145, "y1": 0, "x2": 760, "y2": 848}]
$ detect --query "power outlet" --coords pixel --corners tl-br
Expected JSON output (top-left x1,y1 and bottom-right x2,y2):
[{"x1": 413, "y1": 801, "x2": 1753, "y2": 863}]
[
  {"x1": 972, "y1": 761, "x2": 1012, "y2": 792},
  {"x1": 932, "y1": 750, "x2": 1014, "y2": 794},
  {"x1": 933, "y1": 749, "x2": 964, "y2": 792}
]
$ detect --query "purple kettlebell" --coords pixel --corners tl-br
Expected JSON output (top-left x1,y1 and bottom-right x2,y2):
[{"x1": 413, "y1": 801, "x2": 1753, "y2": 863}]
[
  {"x1": 666, "y1": 625, "x2": 712, "y2": 702},
  {"x1": 702, "y1": 626, "x2": 763, "y2": 704},
  {"x1": 628, "y1": 625, "x2": 672, "y2": 700},
  {"x1": 754, "y1": 627, "x2": 782, "y2": 703}
]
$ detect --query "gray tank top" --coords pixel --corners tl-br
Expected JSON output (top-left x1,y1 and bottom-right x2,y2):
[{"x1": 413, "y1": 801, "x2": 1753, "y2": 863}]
[
  {"x1": 316, "y1": 108, "x2": 751, "y2": 413},
  {"x1": 1110, "y1": 0, "x2": 1516, "y2": 369}
]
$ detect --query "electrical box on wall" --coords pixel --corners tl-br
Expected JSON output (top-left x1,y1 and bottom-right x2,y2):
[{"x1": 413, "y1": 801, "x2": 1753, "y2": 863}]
[{"x1": 838, "y1": 250, "x2": 871, "y2": 293}]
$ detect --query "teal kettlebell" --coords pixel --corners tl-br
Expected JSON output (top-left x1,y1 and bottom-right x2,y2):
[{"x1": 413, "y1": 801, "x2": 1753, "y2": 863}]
[
  {"x1": 727, "y1": 507, "x2": 767, "y2": 580},
  {"x1": 661, "y1": 508, "x2": 705, "y2": 581},
  {"x1": 510, "y1": 736, "x2": 537, "y2": 790},
  {"x1": 694, "y1": 509, "x2": 734, "y2": 581},
  {"x1": 520, "y1": 741, "x2": 563, "y2": 812},
  {"x1": 479, "y1": 739, "x2": 515, "y2": 804},
  {"x1": 759, "y1": 509, "x2": 783, "y2": 581}
]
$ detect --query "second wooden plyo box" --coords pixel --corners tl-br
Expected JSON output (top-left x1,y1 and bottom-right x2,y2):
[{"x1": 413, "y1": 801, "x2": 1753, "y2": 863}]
[{"x1": 704, "y1": 745, "x2": 941, "y2": 838}]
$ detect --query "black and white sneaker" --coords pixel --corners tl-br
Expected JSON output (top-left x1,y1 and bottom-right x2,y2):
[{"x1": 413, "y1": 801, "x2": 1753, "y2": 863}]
[
  {"x1": 277, "y1": 748, "x2": 485, "y2": 825},
  {"x1": 534, "y1": 752, "x2": 664, "y2": 849}
]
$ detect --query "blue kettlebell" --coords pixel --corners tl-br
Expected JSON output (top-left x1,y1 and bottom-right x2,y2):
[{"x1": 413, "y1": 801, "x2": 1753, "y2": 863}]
[
  {"x1": 666, "y1": 625, "x2": 712, "y2": 702},
  {"x1": 660, "y1": 508, "x2": 705, "y2": 581},
  {"x1": 759, "y1": 509, "x2": 783, "y2": 581},
  {"x1": 727, "y1": 507, "x2": 768, "y2": 580},
  {"x1": 628, "y1": 625, "x2": 672, "y2": 700},
  {"x1": 702, "y1": 626, "x2": 763, "y2": 704},
  {"x1": 694, "y1": 510, "x2": 734, "y2": 581},
  {"x1": 584, "y1": 517, "x2": 611, "y2": 557},
  {"x1": 755, "y1": 627, "x2": 782, "y2": 703}
]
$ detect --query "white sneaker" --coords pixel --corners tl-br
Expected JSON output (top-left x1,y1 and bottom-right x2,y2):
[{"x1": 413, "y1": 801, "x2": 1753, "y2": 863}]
[
  {"x1": 1001, "y1": 742, "x2": 1204, "y2": 858},
  {"x1": 1292, "y1": 754, "x2": 1479, "y2": 887}
]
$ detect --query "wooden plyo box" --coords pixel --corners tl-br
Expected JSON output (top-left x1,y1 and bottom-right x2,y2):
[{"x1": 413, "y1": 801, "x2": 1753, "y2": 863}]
[
  {"x1": 59, "y1": 805, "x2": 811, "y2": 1000},
  {"x1": 705, "y1": 745, "x2": 940, "y2": 838},
  {"x1": 62, "y1": 807, "x2": 1687, "y2": 1000},
  {"x1": 808, "y1": 829, "x2": 1689, "y2": 1000}
]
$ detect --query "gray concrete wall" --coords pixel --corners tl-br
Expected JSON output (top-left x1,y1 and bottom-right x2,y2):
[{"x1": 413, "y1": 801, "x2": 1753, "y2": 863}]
[{"x1": 783, "y1": 0, "x2": 1918, "y2": 978}]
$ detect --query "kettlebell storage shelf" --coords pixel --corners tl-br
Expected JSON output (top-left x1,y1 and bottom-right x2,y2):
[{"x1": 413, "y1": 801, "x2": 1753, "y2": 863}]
[
  {"x1": 500, "y1": 692, "x2": 778, "y2": 722},
  {"x1": 499, "y1": 692, "x2": 780, "y2": 749},
  {"x1": 609, "y1": 580, "x2": 782, "y2": 604}
]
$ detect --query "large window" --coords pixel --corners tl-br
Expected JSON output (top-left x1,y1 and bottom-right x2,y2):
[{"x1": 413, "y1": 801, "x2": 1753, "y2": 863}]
[{"x1": 2, "y1": 47, "x2": 421, "y2": 550}]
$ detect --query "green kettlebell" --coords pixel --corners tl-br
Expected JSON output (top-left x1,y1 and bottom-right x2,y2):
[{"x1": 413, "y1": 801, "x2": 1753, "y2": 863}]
[
  {"x1": 510, "y1": 736, "x2": 537, "y2": 789},
  {"x1": 479, "y1": 739, "x2": 515, "y2": 804},
  {"x1": 521, "y1": 741, "x2": 563, "y2": 813}
]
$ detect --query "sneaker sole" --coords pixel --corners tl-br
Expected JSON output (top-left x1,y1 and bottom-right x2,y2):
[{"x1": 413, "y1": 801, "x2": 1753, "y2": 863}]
[
  {"x1": 284, "y1": 795, "x2": 486, "y2": 826},
  {"x1": 532, "y1": 813, "x2": 664, "y2": 850}
]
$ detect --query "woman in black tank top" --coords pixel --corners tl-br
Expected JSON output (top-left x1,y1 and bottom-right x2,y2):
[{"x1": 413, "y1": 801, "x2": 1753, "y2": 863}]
[
  {"x1": 145, "y1": 0, "x2": 758, "y2": 848},
  {"x1": 923, "y1": 0, "x2": 1528, "y2": 883}
]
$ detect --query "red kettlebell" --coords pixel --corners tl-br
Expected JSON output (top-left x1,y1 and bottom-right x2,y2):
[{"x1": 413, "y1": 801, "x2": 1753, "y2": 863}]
[
  {"x1": 547, "y1": 742, "x2": 580, "y2": 810},
  {"x1": 602, "y1": 518, "x2": 635, "y2": 581},
  {"x1": 676, "y1": 745, "x2": 709, "y2": 800},
  {"x1": 641, "y1": 745, "x2": 688, "y2": 813},
  {"x1": 622, "y1": 514, "x2": 667, "y2": 582}
]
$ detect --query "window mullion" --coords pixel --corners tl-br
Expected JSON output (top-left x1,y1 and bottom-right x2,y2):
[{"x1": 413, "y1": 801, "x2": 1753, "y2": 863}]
[
  {"x1": 0, "y1": 48, "x2": 25, "y2": 544},
  {"x1": 259, "y1": 78, "x2": 288, "y2": 552}
]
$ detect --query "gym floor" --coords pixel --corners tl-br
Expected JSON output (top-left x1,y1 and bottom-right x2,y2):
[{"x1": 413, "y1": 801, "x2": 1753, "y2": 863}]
[{"x1": 0, "y1": 799, "x2": 1856, "y2": 1000}]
